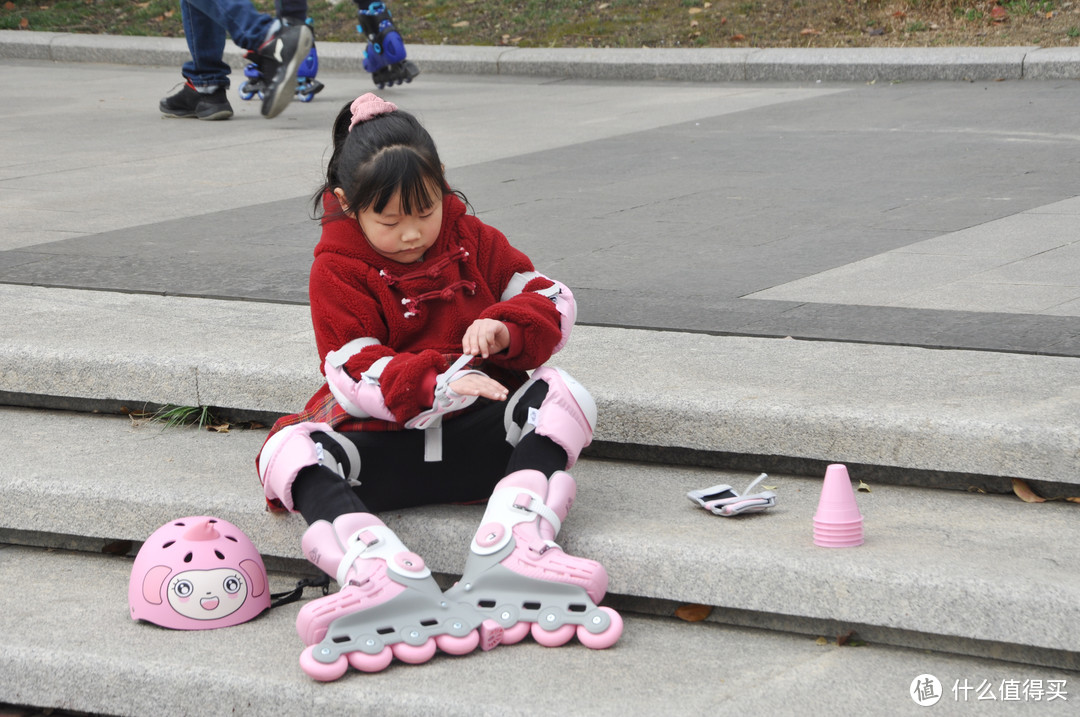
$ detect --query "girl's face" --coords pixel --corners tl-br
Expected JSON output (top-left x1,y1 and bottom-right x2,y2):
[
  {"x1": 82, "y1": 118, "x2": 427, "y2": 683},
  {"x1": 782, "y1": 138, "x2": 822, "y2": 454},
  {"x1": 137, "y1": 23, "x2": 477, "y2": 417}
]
[{"x1": 336, "y1": 185, "x2": 442, "y2": 265}]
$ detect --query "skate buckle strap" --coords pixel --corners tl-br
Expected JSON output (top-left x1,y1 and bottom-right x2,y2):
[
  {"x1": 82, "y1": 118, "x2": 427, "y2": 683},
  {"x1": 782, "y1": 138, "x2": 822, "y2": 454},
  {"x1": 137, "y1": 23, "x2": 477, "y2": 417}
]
[
  {"x1": 337, "y1": 529, "x2": 381, "y2": 586},
  {"x1": 513, "y1": 491, "x2": 562, "y2": 537}
]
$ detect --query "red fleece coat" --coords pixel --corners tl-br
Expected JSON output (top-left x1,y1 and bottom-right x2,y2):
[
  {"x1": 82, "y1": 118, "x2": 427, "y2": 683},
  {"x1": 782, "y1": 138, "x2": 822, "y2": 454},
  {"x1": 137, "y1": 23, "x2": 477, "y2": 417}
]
[{"x1": 299, "y1": 190, "x2": 564, "y2": 429}]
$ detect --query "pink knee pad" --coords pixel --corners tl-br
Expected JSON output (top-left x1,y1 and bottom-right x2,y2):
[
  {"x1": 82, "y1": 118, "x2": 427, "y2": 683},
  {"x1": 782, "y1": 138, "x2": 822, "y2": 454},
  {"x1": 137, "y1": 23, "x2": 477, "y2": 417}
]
[
  {"x1": 258, "y1": 422, "x2": 338, "y2": 512},
  {"x1": 505, "y1": 367, "x2": 597, "y2": 468}
]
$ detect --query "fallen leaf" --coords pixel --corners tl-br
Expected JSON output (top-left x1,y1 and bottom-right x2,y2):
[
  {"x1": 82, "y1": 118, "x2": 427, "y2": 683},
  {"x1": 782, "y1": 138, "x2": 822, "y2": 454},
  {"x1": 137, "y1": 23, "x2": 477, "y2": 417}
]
[
  {"x1": 1012, "y1": 478, "x2": 1046, "y2": 503},
  {"x1": 720, "y1": 16, "x2": 727, "y2": 24},
  {"x1": 800, "y1": 28, "x2": 821, "y2": 35},
  {"x1": 991, "y1": 5, "x2": 1008, "y2": 21},
  {"x1": 452, "y1": 20, "x2": 470, "y2": 28},
  {"x1": 207, "y1": 423, "x2": 231, "y2": 433},
  {"x1": 690, "y1": 19, "x2": 699, "y2": 27},
  {"x1": 1066, "y1": 497, "x2": 1080, "y2": 504},
  {"x1": 675, "y1": 604, "x2": 713, "y2": 622},
  {"x1": 892, "y1": 10, "x2": 906, "y2": 18},
  {"x1": 597, "y1": 2, "x2": 610, "y2": 9},
  {"x1": 857, "y1": 480, "x2": 871, "y2": 493},
  {"x1": 815, "y1": 636, "x2": 829, "y2": 645},
  {"x1": 19, "y1": 16, "x2": 29, "y2": 28},
  {"x1": 4, "y1": 1, "x2": 16, "y2": 9},
  {"x1": 730, "y1": 33, "x2": 746, "y2": 41},
  {"x1": 688, "y1": 7, "x2": 703, "y2": 14}
]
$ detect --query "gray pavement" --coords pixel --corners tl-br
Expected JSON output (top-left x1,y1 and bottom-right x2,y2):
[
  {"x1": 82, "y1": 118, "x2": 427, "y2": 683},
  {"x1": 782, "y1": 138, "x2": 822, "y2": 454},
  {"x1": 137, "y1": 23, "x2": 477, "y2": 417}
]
[
  {"x1": 3, "y1": 34, "x2": 1080, "y2": 356},
  {"x1": 1, "y1": 31, "x2": 1080, "y2": 716}
]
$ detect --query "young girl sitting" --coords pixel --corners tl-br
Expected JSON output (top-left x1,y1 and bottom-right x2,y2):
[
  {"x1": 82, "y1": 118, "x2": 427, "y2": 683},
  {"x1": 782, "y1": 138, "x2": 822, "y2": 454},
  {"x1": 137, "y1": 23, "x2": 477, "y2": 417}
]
[{"x1": 256, "y1": 93, "x2": 622, "y2": 681}]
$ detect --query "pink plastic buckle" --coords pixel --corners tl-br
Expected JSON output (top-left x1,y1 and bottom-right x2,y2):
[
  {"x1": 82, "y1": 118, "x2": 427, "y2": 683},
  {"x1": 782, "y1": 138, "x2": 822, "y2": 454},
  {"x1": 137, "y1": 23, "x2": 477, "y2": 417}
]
[{"x1": 512, "y1": 492, "x2": 533, "y2": 511}]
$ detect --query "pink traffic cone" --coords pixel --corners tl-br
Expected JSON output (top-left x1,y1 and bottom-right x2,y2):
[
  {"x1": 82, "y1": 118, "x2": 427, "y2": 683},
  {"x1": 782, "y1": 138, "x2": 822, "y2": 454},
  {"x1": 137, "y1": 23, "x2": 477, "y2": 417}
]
[{"x1": 813, "y1": 464, "x2": 863, "y2": 547}]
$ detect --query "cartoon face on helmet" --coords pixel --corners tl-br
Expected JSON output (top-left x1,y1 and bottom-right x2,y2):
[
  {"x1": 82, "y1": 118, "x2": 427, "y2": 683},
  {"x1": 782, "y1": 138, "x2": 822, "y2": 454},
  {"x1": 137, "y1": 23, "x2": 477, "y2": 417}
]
[{"x1": 129, "y1": 516, "x2": 270, "y2": 630}]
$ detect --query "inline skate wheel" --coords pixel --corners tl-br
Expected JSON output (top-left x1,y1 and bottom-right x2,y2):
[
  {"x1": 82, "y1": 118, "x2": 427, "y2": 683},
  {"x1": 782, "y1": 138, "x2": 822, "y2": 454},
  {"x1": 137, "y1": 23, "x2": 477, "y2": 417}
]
[
  {"x1": 435, "y1": 629, "x2": 481, "y2": 656},
  {"x1": 299, "y1": 644, "x2": 349, "y2": 681},
  {"x1": 500, "y1": 621, "x2": 531, "y2": 645},
  {"x1": 391, "y1": 638, "x2": 437, "y2": 664},
  {"x1": 530, "y1": 621, "x2": 576, "y2": 647},
  {"x1": 576, "y1": 607, "x2": 623, "y2": 649},
  {"x1": 347, "y1": 646, "x2": 394, "y2": 673}
]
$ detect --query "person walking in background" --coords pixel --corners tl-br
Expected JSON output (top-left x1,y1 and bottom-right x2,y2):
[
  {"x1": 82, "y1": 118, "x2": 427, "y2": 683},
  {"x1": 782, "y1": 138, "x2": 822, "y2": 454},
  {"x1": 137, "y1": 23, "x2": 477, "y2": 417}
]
[{"x1": 159, "y1": 0, "x2": 313, "y2": 120}]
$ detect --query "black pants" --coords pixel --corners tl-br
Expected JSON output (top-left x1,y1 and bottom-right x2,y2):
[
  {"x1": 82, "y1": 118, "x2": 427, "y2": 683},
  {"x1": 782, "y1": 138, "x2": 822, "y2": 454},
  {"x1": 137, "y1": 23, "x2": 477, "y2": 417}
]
[{"x1": 293, "y1": 383, "x2": 567, "y2": 525}]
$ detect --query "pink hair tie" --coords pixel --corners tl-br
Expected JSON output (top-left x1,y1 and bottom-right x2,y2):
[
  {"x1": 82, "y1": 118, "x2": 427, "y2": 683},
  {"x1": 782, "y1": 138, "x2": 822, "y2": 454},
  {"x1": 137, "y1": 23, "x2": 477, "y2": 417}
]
[{"x1": 349, "y1": 93, "x2": 398, "y2": 130}]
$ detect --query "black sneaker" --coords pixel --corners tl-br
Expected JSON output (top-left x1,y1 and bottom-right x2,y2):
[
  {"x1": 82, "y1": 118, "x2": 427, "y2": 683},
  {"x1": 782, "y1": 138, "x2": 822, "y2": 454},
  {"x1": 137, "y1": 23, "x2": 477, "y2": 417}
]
[
  {"x1": 256, "y1": 22, "x2": 314, "y2": 119},
  {"x1": 159, "y1": 81, "x2": 234, "y2": 121}
]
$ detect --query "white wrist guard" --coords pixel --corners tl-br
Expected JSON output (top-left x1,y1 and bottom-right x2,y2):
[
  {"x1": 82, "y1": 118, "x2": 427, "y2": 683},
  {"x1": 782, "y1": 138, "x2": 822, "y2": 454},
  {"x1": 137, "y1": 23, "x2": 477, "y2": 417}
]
[
  {"x1": 404, "y1": 353, "x2": 487, "y2": 430},
  {"x1": 687, "y1": 473, "x2": 777, "y2": 517}
]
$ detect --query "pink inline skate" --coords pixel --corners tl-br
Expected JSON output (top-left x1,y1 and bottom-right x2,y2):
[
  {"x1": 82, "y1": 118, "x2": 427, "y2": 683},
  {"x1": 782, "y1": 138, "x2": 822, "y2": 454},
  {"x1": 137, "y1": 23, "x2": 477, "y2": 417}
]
[
  {"x1": 444, "y1": 469, "x2": 623, "y2": 649},
  {"x1": 296, "y1": 513, "x2": 501, "y2": 680}
]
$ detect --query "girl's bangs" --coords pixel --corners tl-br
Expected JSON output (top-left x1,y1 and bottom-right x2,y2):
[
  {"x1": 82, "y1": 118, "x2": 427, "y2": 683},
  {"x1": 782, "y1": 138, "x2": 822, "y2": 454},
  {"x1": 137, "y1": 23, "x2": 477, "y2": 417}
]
[{"x1": 365, "y1": 148, "x2": 443, "y2": 215}]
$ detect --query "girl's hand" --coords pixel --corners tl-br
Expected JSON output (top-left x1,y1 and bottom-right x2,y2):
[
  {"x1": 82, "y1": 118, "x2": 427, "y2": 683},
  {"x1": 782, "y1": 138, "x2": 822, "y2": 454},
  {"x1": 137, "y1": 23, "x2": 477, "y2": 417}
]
[
  {"x1": 462, "y1": 319, "x2": 510, "y2": 359},
  {"x1": 449, "y1": 373, "x2": 508, "y2": 401}
]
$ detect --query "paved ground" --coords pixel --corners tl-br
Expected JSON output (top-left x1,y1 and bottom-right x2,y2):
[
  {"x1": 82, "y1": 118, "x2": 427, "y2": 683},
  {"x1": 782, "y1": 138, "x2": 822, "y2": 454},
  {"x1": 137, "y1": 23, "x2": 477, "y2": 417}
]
[{"x1": 2, "y1": 50, "x2": 1079, "y2": 357}]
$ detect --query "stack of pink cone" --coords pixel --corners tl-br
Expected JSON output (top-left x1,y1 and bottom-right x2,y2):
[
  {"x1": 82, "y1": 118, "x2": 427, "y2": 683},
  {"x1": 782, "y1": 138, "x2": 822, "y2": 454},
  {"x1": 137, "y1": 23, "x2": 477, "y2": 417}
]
[{"x1": 813, "y1": 464, "x2": 863, "y2": 548}]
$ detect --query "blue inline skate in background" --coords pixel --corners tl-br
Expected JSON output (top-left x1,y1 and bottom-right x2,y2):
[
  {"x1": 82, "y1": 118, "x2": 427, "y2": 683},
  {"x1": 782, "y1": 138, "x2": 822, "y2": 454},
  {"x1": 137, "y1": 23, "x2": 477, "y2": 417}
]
[
  {"x1": 358, "y1": 2, "x2": 419, "y2": 89},
  {"x1": 240, "y1": 18, "x2": 324, "y2": 104}
]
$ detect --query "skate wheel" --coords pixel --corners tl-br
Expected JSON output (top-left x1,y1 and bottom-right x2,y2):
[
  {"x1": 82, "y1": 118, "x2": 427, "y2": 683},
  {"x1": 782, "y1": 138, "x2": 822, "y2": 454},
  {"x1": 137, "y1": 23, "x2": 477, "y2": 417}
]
[
  {"x1": 531, "y1": 621, "x2": 576, "y2": 647},
  {"x1": 392, "y1": 638, "x2": 437, "y2": 664},
  {"x1": 347, "y1": 646, "x2": 394, "y2": 673},
  {"x1": 576, "y1": 607, "x2": 623, "y2": 650},
  {"x1": 500, "y1": 621, "x2": 531, "y2": 645},
  {"x1": 435, "y1": 630, "x2": 480, "y2": 656},
  {"x1": 299, "y1": 645, "x2": 348, "y2": 682},
  {"x1": 300, "y1": 93, "x2": 314, "y2": 103}
]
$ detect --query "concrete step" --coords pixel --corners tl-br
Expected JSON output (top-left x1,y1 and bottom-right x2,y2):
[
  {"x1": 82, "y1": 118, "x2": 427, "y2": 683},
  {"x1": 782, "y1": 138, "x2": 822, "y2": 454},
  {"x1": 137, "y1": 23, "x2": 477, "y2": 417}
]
[
  {"x1": 2, "y1": 406, "x2": 1078, "y2": 674},
  {"x1": 1, "y1": 285, "x2": 1078, "y2": 497},
  {"x1": 6, "y1": 545, "x2": 1078, "y2": 717}
]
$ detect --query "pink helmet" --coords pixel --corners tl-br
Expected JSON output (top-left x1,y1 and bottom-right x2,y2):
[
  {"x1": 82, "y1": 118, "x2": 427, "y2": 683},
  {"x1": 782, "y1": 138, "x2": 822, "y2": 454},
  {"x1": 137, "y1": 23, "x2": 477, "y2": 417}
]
[{"x1": 129, "y1": 516, "x2": 270, "y2": 630}]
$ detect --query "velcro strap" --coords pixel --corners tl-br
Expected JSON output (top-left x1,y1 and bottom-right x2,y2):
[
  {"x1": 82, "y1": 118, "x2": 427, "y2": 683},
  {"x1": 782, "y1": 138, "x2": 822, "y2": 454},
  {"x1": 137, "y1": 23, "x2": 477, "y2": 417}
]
[
  {"x1": 360, "y1": 356, "x2": 392, "y2": 384},
  {"x1": 326, "y1": 337, "x2": 381, "y2": 369},
  {"x1": 500, "y1": 271, "x2": 543, "y2": 301}
]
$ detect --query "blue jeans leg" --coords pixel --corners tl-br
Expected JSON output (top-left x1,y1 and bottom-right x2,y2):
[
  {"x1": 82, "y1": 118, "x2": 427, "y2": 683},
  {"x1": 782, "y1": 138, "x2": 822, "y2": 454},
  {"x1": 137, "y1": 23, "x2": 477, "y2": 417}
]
[{"x1": 180, "y1": 0, "x2": 276, "y2": 87}]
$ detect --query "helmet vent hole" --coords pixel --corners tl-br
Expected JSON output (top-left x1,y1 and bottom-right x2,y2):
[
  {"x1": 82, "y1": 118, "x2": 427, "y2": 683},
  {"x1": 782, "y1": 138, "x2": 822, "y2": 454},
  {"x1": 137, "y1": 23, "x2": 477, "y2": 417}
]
[
  {"x1": 162, "y1": 540, "x2": 175, "y2": 549},
  {"x1": 183, "y1": 552, "x2": 193, "y2": 563},
  {"x1": 225, "y1": 535, "x2": 238, "y2": 542},
  {"x1": 215, "y1": 550, "x2": 225, "y2": 560}
]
